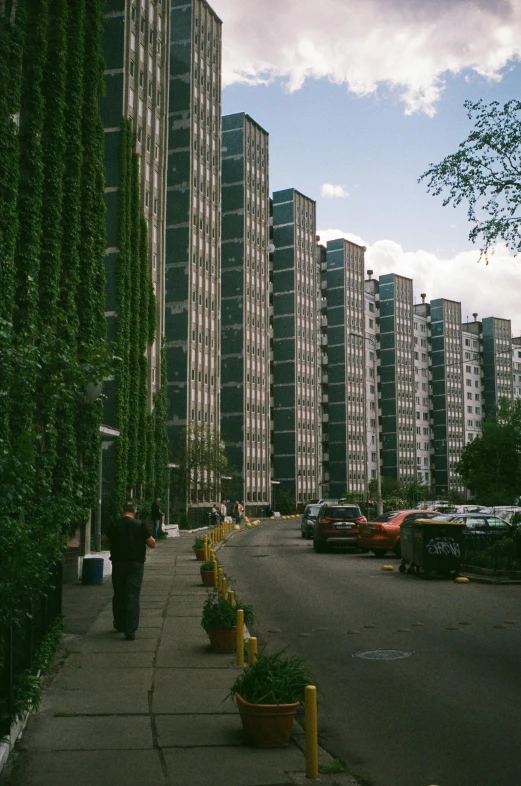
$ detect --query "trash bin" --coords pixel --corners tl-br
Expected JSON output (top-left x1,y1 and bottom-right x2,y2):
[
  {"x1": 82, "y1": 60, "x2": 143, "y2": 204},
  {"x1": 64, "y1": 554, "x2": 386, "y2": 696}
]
[
  {"x1": 399, "y1": 519, "x2": 465, "y2": 578},
  {"x1": 82, "y1": 557, "x2": 104, "y2": 585}
]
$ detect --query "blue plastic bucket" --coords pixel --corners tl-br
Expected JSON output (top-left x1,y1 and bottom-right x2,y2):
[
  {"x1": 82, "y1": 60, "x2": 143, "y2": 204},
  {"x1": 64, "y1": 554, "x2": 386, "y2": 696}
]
[{"x1": 82, "y1": 557, "x2": 104, "y2": 585}]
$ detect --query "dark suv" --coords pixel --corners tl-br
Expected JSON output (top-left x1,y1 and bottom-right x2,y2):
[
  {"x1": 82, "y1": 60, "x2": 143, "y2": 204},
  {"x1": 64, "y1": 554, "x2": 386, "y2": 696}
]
[{"x1": 313, "y1": 503, "x2": 367, "y2": 553}]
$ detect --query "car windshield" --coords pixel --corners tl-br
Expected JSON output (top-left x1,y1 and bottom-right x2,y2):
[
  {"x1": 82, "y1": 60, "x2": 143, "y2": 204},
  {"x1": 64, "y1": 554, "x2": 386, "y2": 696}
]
[
  {"x1": 305, "y1": 505, "x2": 321, "y2": 518},
  {"x1": 373, "y1": 511, "x2": 400, "y2": 523},
  {"x1": 325, "y1": 507, "x2": 360, "y2": 518}
]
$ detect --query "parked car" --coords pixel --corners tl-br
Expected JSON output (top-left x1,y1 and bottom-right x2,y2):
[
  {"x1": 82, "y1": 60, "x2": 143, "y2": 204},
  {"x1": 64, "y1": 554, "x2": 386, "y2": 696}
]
[
  {"x1": 313, "y1": 503, "x2": 367, "y2": 553},
  {"x1": 431, "y1": 513, "x2": 513, "y2": 553},
  {"x1": 357, "y1": 509, "x2": 437, "y2": 557},
  {"x1": 300, "y1": 504, "x2": 322, "y2": 539}
]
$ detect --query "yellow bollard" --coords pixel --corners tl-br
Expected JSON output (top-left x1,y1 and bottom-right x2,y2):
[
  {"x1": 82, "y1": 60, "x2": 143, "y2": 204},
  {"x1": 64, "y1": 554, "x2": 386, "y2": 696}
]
[
  {"x1": 247, "y1": 636, "x2": 257, "y2": 665},
  {"x1": 222, "y1": 576, "x2": 227, "y2": 599},
  {"x1": 212, "y1": 559, "x2": 218, "y2": 588},
  {"x1": 218, "y1": 567, "x2": 223, "y2": 594},
  {"x1": 204, "y1": 537, "x2": 209, "y2": 561},
  {"x1": 228, "y1": 589, "x2": 235, "y2": 607},
  {"x1": 236, "y1": 608, "x2": 244, "y2": 666},
  {"x1": 305, "y1": 685, "x2": 319, "y2": 779}
]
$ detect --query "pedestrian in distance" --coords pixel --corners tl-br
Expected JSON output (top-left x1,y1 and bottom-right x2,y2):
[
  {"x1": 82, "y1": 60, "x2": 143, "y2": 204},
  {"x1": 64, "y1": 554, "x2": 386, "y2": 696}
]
[
  {"x1": 210, "y1": 504, "x2": 219, "y2": 526},
  {"x1": 103, "y1": 501, "x2": 155, "y2": 641},
  {"x1": 232, "y1": 500, "x2": 244, "y2": 525},
  {"x1": 151, "y1": 496, "x2": 164, "y2": 540},
  {"x1": 220, "y1": 498, "x2": 227, "y2": 523}
]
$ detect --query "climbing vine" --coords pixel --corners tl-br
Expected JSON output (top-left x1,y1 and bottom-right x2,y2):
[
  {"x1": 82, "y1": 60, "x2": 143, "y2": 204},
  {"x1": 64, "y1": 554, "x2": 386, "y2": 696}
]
[{"x1": 0, "y1": 0, "x2": 107, "y2": 620}]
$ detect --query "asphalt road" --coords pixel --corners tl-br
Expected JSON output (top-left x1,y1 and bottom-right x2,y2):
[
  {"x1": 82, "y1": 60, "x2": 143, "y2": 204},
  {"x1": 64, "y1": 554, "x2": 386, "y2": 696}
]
[{"x1": 219, "y1": 519, "x2": 521, "y2": 786}]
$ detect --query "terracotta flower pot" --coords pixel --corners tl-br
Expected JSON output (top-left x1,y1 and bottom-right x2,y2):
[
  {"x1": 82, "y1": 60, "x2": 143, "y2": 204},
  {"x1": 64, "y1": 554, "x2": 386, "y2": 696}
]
[
  {"x1": 200, "y1": 569, "x2": 215, "y2": 587},
  {"x1": 206, "y1": 626, "x2": 237, "y2": 652},
  {"x1": 194, "y1": 548, "x2": 206, "y2": 561},
  {"x1": 235, "y1": 692, "x2": 299, "y2": 748}
]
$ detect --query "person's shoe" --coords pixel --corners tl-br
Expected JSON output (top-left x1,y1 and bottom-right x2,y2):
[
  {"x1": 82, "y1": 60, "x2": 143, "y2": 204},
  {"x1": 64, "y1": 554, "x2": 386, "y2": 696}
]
[{"x1": 124, "y1": 633, "x2": 135, "y2": 641}]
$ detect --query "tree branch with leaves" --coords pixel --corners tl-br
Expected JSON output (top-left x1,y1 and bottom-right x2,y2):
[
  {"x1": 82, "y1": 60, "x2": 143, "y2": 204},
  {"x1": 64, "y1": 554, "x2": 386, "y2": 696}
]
[{"x1": 419, "y1": 99, "x2": 521, "y2": 262}]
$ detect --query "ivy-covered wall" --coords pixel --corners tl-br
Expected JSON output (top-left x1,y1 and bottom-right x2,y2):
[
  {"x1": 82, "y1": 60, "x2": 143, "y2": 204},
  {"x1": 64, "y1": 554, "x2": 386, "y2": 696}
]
[
  {"x1": 110, "y1": 118, "x2": 168, "y2": 516},
  {"x1": 0, "y1": 0, "x2": 107, "y2": 617}
]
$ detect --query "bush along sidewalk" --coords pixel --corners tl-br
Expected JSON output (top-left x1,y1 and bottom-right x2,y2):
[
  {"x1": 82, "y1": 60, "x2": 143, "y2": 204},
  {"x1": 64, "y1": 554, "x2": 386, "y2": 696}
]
[
  {"x1": 201, "y1": 590, "x2": 255, "y2": 653},
  {"x1": 229, "y1": 648, "x2": 312, "y2": 748},
  {"x1": 192, "y1": 536, "x2": 207, "y2": 561}
]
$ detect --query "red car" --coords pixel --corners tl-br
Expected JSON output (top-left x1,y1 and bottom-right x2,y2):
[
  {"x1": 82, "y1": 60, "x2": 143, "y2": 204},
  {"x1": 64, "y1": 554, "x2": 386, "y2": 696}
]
[
  {"x1": 357, "y1": 509, "x2": 437, "y2": 557},
  {"x1": 313, "y1": 503, "x2": 367, "y2": 553}
]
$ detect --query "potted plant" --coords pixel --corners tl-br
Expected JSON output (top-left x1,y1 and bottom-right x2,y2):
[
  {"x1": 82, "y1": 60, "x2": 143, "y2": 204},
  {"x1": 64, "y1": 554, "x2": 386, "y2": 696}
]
[
  {"x1": 229, "y1": 649, "x2": 312, "y2": 747},
  {"x1": 192, "y1": 536, "x2": 206, "y2": 561},
  {"x1": 201, "y1": 590, "x2": 255, "y2": 653},
  {"x1": 200, "y1": 559, "x2": 215, "y2": 587}
]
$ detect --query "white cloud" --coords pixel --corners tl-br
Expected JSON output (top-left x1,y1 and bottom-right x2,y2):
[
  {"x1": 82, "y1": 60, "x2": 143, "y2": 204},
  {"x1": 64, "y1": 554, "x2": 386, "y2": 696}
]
[
  {"x1": 212, "y1": 0, "x2": 521, "y2": 114},
  {"x1": 317, "y1": 228, "x2": 521, "y2": 330},
  {"x1": 321, "y1": 183, "x2": 349, "y2": 199}
]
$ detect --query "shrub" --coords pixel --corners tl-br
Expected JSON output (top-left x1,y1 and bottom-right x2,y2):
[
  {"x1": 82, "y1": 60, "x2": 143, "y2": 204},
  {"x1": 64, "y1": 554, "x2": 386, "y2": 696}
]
[
  {"x1": 201, "y1": 590, "x2": 255, "y2": 631},
  {"x1": 230, "y1": 648, "x2": 312, "y2": 705}
]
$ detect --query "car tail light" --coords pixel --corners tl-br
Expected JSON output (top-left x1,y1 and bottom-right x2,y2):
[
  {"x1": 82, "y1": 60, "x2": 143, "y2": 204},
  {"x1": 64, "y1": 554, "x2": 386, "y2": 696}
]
[
  {"x1": 318, "y1": 517, "x2": 331, "y2": 524},
  {"x1": 354, "y1": 516, "x2": 367, "y2": 524}
]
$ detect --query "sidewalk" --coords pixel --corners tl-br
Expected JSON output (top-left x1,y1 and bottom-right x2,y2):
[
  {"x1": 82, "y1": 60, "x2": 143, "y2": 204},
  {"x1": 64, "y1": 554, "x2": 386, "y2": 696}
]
[{"x1": 2, "y1": 530, "x2": 358, "y2": 786}]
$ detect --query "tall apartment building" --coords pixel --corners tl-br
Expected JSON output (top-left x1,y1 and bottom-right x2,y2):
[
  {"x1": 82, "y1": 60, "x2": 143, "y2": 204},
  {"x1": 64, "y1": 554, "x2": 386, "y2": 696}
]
[
  {"x1": 324, "y1": 239, "x2": 366, "y2": 499},
  {"x1": 165, "y1": 0, "x2": 222, "y2": 507},
  {"x1": 482, "y1": 317, "x2": 513, "y2": 415},
  {"x1": 270, "y1": 189, "x2": 321, "y2": 506},
  {"x1": 221, "y1": 113, "x2": 271, "y2": 511},
  {"x1": 429, "y1": 299, "x2": 465, "y2": 496},
  {"x1": 413, "y1": 299, "x2": 433, "y2": 486},
  {"x1": 461, "y1": 318, "x2": 483, "y2": 446},
  {"x1": 100, "y1": 0, "x2": 169, "y2": 492},
  {"x1": 363, "y1": 274, "x2": 379, "y2": 487},
  {"x1": 379, "y1": 274, "x2": 416, "y2": 484}
]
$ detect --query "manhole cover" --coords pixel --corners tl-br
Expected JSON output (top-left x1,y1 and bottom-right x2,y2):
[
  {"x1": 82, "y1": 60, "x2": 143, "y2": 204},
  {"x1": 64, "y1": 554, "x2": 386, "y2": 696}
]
[{"x1": 354, "y1": 649, "x2": 413, "y2": 660}]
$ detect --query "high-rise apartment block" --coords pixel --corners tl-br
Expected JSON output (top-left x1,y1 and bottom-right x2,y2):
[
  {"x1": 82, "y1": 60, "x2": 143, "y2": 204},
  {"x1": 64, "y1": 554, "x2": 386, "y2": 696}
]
[
  {"x1": 97, "y1": 0, "x2": 521, "y2": 513},
  {"x1": 221, "y1": 113, "x2": 271, "y2": 511},
  {"x1": 165, "y1": 0, "x2": 222, "y2": 505},
  {"x1": 323, "y1": 239, "x2": 367, "y2": 499},
  {"x1": 271, "y1": 189, "x2": 321, "y2": 506}
]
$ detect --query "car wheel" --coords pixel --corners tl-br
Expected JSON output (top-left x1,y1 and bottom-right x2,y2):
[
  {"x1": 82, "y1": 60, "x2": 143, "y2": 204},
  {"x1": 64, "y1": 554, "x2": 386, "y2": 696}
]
[
  {"x1": 313, "y1": 540, "x2": 326, "y2": 553},
  {"x1": 371, "y1": 548, "x2": 388, "y2": 557}
]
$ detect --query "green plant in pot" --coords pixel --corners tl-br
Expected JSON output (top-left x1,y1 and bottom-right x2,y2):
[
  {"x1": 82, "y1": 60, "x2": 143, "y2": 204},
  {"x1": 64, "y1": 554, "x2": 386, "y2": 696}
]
[
  {"x1": 193, "y1": 536, "x2": 206, "y2": 561},
  {"x1": 201, "y1": 590, "x2": 255, "y2": 653},
  {"x1": 229, "y1": 648, "x2": 312, "y2": 748},
  {"x1": 200, "y1": 559, "x2": 215, "y2": 587}
]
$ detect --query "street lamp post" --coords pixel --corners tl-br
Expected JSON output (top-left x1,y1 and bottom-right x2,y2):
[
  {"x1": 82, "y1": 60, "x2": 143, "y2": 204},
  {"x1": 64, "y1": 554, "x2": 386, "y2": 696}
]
[{"x1": 350, "y1": 331, "x2": 383, "y2": 515}]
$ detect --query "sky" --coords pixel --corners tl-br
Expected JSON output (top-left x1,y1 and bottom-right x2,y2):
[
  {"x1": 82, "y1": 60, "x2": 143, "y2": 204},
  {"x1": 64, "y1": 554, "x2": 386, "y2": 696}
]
[{"x1": 211, "y1": 0, "x2": 521, "y2": 332}]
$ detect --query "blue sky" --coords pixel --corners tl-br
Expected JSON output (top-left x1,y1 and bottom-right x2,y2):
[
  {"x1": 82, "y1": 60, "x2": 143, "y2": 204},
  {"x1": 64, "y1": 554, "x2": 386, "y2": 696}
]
[{"x1": 214, "y1": 0, "x2": 521, "y2": 329}]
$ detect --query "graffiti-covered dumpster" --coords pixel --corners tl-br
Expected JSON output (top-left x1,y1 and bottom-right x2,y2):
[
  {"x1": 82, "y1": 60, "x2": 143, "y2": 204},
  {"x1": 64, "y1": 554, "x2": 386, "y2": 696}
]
[{"x1": 399, "y1": 519, "x2": 465, "y2": 578}]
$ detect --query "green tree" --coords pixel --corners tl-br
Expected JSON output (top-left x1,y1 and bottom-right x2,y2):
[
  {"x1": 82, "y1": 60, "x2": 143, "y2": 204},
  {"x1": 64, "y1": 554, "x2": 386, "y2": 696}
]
[
  {"x1": 456, "y1": 398, "x2": 521, "y2": 505},
  {"x1": 172, "y1": 425, "x2": 229, "y2": 507},
  {"x1": 420, "y1": 99, "x2": 521, "y2": 262}
]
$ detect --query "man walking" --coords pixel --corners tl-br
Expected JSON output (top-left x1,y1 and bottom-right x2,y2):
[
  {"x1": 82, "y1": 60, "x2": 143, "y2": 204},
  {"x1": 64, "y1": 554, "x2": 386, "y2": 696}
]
[
  {"x1": 104, "y1": 501, "x2": 155, "y2": 640},
  {"x1": 220, "y1": 498, "x2": 227, "y2": 523},
  {"x1": 151, "y1": 496, "x2": 164, "y2": 539}
]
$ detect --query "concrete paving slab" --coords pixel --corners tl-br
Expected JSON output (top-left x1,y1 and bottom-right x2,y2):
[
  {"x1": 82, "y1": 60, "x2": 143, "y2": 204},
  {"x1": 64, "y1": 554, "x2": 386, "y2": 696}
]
[
  {"x1": 163, "y1": 745, "x2": 303, "y2": 786},
  {"x1": 156, "y1": 620, "x2": 207, "y2": 639},
  {"x1": 156, "y1": 713, "x2": 245, "y2": 747},
  {"x1": 65, "y1": 651, "x2": 155, "y2": 669},
  {"x1": 66, "y1": 637, "x2": 157, "y2": 653},
  {"x1": 7, "y1": 750, "x2": 165, "y2": 786},
  {"x1": 152, "y1": 668, "x2": 236, "y2": 714},
  {"x1": 155, "y1": 640, "x2": 226, "y2": 668},
  {"x1": 17, "y1": 715, "x2": 153, "y2": 751},
  {"x1": 51, "y1": 667, "x2": 153, "y2": 692},
  {"x1": 39, "y1": 688, "x2": 150, "y2": 715}
]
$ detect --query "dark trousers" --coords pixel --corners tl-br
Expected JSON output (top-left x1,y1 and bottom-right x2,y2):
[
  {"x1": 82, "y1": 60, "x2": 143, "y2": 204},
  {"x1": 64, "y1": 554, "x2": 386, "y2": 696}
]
[
  {"x1": 153, "y1": 519, "x2": 161, "y2": 539},
  {"x1": 111, "y1": 561, "x2": 145, "y2": 635}
]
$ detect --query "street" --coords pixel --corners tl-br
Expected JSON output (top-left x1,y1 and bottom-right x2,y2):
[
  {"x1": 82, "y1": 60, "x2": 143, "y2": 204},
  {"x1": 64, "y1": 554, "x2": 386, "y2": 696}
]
[{"x1": 219, "y1": 519, "x2": 521, "y2": 786}]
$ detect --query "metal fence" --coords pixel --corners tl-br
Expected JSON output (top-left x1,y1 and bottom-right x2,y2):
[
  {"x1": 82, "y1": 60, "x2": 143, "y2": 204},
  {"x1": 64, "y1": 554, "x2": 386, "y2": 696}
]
[
  {"x1": 0, "y1": 563, "x2": 62, "y2": 736},
  {"x1": 461, "y1": 532, "x2": 515, "y2": 571}
]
